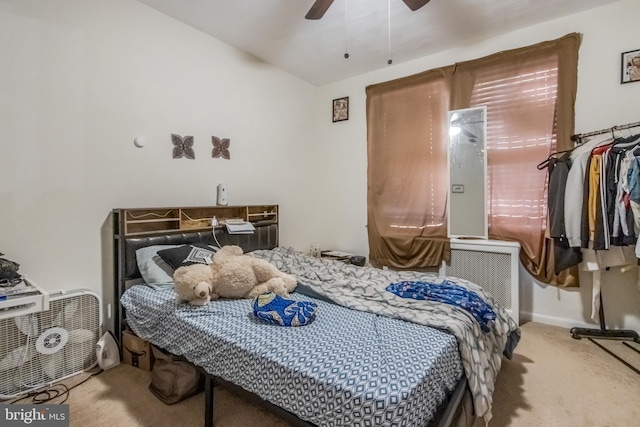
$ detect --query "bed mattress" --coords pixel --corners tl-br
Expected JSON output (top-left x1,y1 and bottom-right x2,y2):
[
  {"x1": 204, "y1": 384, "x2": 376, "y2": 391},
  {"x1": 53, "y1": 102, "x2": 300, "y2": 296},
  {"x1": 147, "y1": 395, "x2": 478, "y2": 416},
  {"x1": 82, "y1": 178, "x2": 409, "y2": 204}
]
[{"x1": 121, "y1": 286, "x2": 463, "y2": 427}]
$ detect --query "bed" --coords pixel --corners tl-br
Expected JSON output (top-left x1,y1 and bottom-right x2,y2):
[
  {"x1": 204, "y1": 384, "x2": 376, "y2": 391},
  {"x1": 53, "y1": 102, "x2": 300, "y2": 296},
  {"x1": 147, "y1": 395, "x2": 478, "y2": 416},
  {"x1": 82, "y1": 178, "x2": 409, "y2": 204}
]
[{"x1": 113, "y1": 210, "x2": 519, "y2": 427}]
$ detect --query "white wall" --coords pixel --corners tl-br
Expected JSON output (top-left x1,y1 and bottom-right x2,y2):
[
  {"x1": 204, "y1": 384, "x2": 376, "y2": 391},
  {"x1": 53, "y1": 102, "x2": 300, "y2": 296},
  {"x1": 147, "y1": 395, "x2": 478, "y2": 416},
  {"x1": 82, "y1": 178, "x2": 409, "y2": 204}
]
[
  {"x1": 0, "y1": 0, "x2": 321, "y2": 328},
  {"x1": 315, "y1": 0, "x2": 640, "y2": 331}
]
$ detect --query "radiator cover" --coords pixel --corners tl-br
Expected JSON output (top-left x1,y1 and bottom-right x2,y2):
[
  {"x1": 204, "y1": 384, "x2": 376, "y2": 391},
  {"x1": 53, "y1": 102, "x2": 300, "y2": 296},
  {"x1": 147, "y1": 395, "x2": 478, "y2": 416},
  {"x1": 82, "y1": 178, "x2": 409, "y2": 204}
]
[{"x1": 440, "y1": 239, "x2": 520, "y2": 324}]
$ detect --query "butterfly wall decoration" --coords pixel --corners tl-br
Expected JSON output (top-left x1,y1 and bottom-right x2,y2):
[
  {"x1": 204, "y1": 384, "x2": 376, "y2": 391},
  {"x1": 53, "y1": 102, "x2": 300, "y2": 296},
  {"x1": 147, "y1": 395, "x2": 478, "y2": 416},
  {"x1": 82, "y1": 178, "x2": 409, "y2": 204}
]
[
  {"x1": 171, "y1": 134, "x2": 195, "y2": 159},
  {"x1": 212, "y1": 136, "x2": 231, "y2": 160}
]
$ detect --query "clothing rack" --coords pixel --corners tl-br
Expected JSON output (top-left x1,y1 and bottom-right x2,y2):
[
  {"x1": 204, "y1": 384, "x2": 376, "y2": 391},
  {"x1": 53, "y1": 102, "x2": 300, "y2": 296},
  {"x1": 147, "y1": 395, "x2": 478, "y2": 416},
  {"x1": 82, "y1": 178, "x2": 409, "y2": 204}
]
[
  {"x1": 568, "y1": 119, "x2": 640, "y2": 374},
  {"x1": 570, "y1": 120, "x2": 640, "y2": 143},
  {"x1": 570, "y1": 291, "x2": 640, "y2": 374}
]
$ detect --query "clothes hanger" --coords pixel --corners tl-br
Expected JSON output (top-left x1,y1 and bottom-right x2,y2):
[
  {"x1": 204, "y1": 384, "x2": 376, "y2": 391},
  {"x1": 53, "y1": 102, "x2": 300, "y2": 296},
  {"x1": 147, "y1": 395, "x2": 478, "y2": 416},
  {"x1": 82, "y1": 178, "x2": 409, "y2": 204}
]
[
  {"x1": 627, "y1": 133, "x2": 640, "y2": 156},
  {"x1": 613, "y1": 131, "x2": 640, "y2": 149},
  {"x1": 536, "y1": 148, "x2": 574, "y2": 170}
]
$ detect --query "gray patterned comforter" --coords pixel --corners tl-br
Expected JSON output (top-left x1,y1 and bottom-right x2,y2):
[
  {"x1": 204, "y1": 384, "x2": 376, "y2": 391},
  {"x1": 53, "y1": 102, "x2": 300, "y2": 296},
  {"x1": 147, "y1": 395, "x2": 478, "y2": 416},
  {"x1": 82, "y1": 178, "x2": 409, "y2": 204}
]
[{"x1": 252, "y1": 247, "x2": 521, "y2": 423}]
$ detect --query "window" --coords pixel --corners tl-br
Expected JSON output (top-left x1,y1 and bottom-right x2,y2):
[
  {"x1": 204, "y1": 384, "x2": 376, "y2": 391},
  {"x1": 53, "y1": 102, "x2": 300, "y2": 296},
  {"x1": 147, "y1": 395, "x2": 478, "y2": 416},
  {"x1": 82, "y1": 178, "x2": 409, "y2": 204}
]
[
  {"x1": 470, "y1": 56, "x2": 559, "y2": 251},
  {"x1": 366, "y1": 34, "x2": 580, "y2": 285}
]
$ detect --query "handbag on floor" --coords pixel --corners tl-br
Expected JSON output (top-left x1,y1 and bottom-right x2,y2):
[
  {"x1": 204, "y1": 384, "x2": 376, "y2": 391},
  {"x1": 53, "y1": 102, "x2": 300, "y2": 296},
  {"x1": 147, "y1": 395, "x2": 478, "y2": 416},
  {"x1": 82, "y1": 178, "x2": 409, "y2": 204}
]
[{"x1": 149, "y1": 345, "x2": 203, "y2": 404}]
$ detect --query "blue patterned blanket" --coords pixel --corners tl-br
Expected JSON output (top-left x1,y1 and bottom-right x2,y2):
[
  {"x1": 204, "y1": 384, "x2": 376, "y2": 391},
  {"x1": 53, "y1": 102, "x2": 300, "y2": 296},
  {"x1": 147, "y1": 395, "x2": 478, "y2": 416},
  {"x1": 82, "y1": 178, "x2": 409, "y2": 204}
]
[{"x1": 122, "y1": 286, "x2": 462, "y2": 426}]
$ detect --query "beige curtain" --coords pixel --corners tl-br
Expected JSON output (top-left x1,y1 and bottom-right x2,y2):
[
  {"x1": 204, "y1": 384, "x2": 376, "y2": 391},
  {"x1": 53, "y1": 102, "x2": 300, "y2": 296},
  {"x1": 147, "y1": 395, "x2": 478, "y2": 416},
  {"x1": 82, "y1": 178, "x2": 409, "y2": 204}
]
[
  {"x1": 366, "y1": 67, "x2": 454, "y2": 269},
  {"x1": 366, "y1": 33, "x2": 581, "y2": 285}
]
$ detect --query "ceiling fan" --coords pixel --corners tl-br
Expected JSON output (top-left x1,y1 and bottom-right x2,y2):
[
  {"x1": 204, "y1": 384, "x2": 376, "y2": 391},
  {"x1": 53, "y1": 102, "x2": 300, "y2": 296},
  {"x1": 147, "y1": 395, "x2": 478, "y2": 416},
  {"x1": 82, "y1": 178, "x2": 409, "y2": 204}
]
[{"x1": 305, "y1": 0, "x2": 431, "y2": 20}]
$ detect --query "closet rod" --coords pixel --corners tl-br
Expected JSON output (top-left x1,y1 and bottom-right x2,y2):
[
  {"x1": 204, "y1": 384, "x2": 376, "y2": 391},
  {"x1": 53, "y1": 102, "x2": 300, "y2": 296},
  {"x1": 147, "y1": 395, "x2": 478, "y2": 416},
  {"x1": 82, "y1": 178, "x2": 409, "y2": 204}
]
[{"x1": 571, "y1": 120, "x2": 640, "y2": 143}]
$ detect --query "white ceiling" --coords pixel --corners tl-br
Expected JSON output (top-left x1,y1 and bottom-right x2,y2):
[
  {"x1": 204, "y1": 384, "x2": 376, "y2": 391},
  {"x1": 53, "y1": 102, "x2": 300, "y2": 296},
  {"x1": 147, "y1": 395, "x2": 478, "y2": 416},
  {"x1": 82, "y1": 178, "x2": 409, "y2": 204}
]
[{"x1": 137, "y1": 0, "x2": 619, "y2": 86}]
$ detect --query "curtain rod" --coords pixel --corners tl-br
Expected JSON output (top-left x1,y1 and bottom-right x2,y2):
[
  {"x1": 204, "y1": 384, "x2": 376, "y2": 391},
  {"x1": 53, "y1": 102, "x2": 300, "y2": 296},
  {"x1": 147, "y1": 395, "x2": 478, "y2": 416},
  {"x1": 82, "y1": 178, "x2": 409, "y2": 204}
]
[{"x1": 571, "y1": 120, "x2": 640, "y2": 143}]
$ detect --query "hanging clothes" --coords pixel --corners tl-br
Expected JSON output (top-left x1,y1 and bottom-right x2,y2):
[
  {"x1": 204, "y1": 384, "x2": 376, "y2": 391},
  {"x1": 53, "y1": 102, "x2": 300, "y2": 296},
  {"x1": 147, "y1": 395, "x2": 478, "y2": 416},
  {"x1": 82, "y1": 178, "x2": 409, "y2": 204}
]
[
  {"x1": 546, "y1": 154, "x2": 582, "y2": 272},
  {"x1": 565, "y1": 133, "x2": 614, "y2": 248},
  {"x1": 560, "y1": 130, "x2": 640, "y2": 321},
  {"x1": 580, "y1": 144, "x2": 612, "y2": 250},
  {"x1": 605, "y1": 134, "x2": 640, "y2": 246},
  {"x1": 628, "y1": 155, "x2": 640, "y2": 240},
  {"x1": 548, "y1": 155, "x2": 570, "y2": 238}
]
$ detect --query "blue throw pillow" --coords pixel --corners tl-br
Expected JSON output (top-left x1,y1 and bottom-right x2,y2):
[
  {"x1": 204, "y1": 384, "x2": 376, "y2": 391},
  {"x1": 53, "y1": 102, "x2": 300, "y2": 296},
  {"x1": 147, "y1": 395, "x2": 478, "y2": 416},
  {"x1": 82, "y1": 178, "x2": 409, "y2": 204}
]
[{"x1": 253, "y1": 293, "x2": 318, "y2": 327}]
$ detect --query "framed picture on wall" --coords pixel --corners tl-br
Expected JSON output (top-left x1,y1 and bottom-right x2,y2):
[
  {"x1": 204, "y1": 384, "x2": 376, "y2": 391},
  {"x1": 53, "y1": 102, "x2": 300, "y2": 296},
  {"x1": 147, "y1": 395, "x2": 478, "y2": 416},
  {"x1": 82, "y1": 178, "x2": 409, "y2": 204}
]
[
  {"x1": 621, "y1": 48, "x2": 640, "y2": 84},
  {"x1": 332, "y1": 97, "x2": 349, "y2": 122}
]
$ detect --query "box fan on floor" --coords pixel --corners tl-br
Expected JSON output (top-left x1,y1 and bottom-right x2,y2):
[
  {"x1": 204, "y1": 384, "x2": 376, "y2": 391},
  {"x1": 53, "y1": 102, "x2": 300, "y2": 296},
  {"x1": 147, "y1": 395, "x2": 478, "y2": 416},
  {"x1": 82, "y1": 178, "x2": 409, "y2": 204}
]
[{"x1": 0, "y1": 281, "x2": 101, "y2": 399}]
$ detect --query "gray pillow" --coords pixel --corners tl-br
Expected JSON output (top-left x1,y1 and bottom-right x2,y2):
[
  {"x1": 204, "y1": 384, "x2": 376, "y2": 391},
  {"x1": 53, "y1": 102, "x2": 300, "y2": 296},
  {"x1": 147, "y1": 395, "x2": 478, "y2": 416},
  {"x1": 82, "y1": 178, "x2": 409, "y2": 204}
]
[{"x1": 136, "y1": 245, "x2": 179, "y2": 284}]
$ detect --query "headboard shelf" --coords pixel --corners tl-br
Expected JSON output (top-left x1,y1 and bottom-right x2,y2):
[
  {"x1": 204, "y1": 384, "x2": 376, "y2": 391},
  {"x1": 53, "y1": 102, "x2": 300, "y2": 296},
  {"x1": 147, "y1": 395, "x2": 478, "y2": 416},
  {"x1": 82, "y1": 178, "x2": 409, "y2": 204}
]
[
  {"x1": 247, "y1": 205, "x2": 278, "y2": 219},
  {"x1": 115, "y1": 205, "x2": 278, "y2": 237}
]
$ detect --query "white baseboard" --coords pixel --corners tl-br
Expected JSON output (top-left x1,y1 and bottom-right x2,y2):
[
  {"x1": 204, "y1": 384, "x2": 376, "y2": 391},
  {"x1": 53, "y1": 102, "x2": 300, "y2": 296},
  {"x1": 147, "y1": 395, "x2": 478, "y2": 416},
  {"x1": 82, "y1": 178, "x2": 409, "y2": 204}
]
[{"x1": 519, "y1": 311, "x2": 597, "y2": 330}]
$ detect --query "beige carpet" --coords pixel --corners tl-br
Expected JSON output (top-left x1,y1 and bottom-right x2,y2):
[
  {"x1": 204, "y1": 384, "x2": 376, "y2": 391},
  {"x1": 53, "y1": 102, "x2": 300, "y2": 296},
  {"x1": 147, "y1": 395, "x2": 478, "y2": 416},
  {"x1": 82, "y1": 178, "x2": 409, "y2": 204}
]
[
  {"x1": 472, "y1": 322, "x2": 640, "y2": 427},
  {"x1": 3, "y1": 322, "x2": 640, "y2": 426}
]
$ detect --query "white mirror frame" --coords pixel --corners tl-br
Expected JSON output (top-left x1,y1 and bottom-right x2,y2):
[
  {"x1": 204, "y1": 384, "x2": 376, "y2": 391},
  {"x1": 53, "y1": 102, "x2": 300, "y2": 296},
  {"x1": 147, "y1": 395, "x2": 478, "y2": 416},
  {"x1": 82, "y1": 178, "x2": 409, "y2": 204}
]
[{"x1": 447, "y1": 106, "x2": 488, "y2": 239}]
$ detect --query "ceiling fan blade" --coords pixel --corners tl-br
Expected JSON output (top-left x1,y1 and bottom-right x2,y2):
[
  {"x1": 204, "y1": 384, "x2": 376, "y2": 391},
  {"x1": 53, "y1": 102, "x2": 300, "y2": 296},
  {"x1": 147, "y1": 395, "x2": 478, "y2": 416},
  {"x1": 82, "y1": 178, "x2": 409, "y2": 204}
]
[
  {"x1": 305, "y1": 0, "x2": 335, "y2": 20},
  {"x1": 402, "y1": 0, "x2": 431, "y2": 11}
]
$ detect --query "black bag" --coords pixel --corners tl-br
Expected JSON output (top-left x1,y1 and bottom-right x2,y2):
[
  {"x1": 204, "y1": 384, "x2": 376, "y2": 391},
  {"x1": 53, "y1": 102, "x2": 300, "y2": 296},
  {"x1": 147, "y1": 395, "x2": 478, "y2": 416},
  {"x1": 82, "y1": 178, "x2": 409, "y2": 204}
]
[
  {"x1": 149, "y1": 345, "x2": 203, "y2": 405},
  {"x1": 0, "y1": 252, "x2": 21, "y2": 285}
]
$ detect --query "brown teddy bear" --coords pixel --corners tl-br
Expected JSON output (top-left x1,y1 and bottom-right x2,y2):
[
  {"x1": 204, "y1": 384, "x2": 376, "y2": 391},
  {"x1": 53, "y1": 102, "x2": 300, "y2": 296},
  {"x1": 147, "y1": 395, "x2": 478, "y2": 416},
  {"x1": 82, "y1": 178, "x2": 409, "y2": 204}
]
[{"x1": 173, "y1": 245, "x2": 296, "y2": 306}]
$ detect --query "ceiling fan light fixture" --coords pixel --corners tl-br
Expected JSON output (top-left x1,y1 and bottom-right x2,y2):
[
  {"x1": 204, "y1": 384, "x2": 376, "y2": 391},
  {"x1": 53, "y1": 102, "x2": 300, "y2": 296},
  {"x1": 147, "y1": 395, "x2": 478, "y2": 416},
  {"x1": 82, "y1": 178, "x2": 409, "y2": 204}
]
[
  {"x1": 305, "y1": 0, "x2": 335, "y2": 20},
  {"x1": 306, "y1": 0, "x2": 430, "y2": 20},
  {"x1": 306, "y1": 0, "x2": 431, "y2": 64},
  {"x1": 387, "y1": 0, "x2": 392, "y2": 65},
  {"x1": 344, "y1": 0, "x2": 349, "y2": 59},
  {"x1": 402, "y1": 0, "x2": 431, "y2": 12}
]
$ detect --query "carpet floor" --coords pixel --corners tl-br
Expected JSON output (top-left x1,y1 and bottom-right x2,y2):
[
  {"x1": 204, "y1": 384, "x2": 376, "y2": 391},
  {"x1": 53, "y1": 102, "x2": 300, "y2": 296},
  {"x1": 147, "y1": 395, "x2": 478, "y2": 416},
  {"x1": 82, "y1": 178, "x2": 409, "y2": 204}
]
[{"x1": 3, "y1": 321, "x2": 639, "y2": 426}]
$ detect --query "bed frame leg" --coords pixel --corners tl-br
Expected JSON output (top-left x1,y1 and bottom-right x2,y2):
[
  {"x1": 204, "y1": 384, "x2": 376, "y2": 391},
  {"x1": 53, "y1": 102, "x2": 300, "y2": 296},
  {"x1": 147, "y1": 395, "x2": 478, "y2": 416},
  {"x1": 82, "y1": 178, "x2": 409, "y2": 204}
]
[{"x1": 205, "y1": 375, "x2": 214, "y2": 427}]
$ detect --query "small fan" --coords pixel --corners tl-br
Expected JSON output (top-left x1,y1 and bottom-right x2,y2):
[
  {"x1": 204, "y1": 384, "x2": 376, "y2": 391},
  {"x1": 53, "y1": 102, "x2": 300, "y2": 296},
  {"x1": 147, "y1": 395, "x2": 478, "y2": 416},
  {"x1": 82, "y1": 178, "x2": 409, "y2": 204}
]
[
  {"x1": 305, "y1": 0, "x2": 431, "y2": 19},
  {"x1": 0, "y1": 290, "x2": 101, "y2": 399}
]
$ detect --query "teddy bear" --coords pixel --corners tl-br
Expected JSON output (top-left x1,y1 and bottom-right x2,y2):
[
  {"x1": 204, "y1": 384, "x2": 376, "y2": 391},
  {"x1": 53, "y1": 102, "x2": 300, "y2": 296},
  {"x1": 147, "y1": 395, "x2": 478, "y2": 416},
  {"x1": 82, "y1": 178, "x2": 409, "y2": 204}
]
[
  {"x1": 173, "y1": 245, "x2": 297, "y2": 306},
  {"x1": 173, "y1": 263, "x2": 213, "y2": 306}
]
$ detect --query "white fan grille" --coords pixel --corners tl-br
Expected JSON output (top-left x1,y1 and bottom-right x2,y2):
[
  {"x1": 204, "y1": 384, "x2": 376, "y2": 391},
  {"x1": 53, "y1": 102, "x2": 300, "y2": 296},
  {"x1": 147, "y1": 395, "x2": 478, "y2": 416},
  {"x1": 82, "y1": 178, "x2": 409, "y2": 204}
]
[
  {"x1": 0, "y1": 292, "x2": 100, "y2": 399},
  {"x1": 444, "y1": 249, "x2": 513, "y2": 310}
]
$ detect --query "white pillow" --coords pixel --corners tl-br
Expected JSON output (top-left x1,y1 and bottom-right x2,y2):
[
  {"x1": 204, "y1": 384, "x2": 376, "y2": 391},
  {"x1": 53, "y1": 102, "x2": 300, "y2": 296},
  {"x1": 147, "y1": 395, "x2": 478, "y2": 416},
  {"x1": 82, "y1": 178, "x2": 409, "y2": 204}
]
[{"x1": 135, "y1": 245, "x2": 179, "y2": 284}]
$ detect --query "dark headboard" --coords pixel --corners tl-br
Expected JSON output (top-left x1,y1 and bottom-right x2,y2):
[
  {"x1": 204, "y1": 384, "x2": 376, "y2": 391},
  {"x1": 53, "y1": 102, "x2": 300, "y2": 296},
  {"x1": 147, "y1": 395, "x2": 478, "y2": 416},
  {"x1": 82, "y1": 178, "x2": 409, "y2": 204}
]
[
  {"x1": 112, "y1": 206, "x2": 279, "y2": 346},
  {"x1": 122, "y1": 225, "x2": 278, "y2": 280}
]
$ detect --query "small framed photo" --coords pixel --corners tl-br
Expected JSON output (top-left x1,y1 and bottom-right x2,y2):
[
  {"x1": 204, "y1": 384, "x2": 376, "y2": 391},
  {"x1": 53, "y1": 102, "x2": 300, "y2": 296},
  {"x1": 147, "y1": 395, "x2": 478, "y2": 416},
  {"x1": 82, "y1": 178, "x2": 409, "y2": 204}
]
[
  {"x1": 332, "y1": 97, "x2": 349, "y2": 122},
  {"x1": 621, "y1": 49, "x2": 640, "y2": 84}
]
